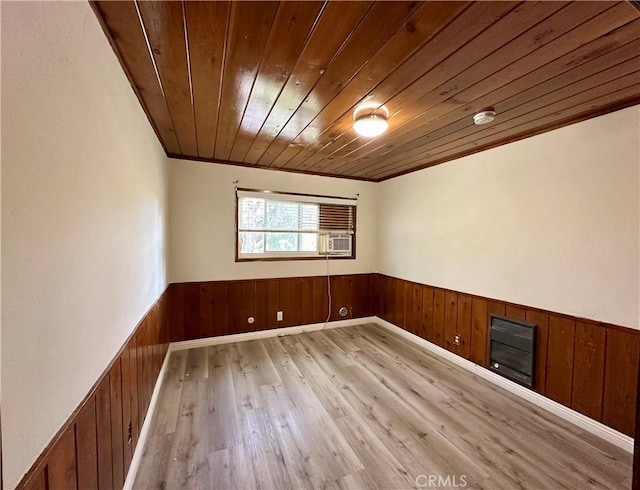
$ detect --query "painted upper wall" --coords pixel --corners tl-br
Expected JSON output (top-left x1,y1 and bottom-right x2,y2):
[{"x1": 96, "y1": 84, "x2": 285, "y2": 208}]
[
  {"x1": 1, "y1": 2, "x2": 169, "y2": 488},
  {"x1": 169, "y1": 160, "x2": 377, "y2": 283},
  {"x1": 378, "y1": 105, "x2": 640, "y2": 329}
]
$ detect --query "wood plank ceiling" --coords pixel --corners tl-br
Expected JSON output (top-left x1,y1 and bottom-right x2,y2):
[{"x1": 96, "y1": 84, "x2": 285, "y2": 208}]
[{"x1": 91, "y1": 1, "x2": 640, "y2": 181}]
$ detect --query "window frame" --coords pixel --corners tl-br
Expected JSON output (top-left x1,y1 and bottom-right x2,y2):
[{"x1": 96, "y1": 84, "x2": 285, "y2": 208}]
[{"x1": 235, "y1": 188, "x2": 357, "y2": 262}]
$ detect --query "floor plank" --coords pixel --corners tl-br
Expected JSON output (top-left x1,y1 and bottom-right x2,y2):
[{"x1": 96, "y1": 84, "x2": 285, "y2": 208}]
[{"x1": 134, "y1": 324, "x2": 631, "y2": 489}]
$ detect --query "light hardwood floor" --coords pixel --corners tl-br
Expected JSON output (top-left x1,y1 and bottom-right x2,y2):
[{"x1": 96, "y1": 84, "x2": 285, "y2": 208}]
[{"x1": 134, "y1": 323, "x2": 632, "y2": 489}]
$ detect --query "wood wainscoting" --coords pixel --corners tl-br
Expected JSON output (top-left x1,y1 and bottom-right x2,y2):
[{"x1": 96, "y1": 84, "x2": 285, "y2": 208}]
[
  {"x1": 373, "y1": 274, "x2": 640, "y2": 438},
  {"x1": 168, "y1": 273, "x2": 375, "y2": 342},
  {"x1": 16, "y1": 290, "x2": 170, "y2": 490}
]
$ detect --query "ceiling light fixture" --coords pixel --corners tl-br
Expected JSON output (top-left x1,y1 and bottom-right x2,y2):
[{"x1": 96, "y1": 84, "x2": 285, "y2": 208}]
[
  {"x1": 353, "y1": 113, "x2": 389, "y2": 137},
  {"x1": 473, "y1": 110, "x2": 496, "y2": 125}
]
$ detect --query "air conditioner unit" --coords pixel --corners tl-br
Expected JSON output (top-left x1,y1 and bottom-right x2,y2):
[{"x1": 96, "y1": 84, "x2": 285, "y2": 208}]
[{"x1": 319, "y1": 233, "x2": 352, "y2": 256}]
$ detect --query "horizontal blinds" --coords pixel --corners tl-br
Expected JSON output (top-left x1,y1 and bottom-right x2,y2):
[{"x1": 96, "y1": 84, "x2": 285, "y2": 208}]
[{"x1": 319, "y1": 204, "x2": 354, "y2": 232}]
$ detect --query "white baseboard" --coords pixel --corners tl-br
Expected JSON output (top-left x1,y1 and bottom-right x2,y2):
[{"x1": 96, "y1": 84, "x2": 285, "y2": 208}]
[
  {"x1": 123, "y1": 348, "x2": 172, "y2": 490},
  {"x1": 168, "y1": 316, "x2": 378, "y2": 352},
  {"x1": 373, "y1": 317, "x2": 634, "y2": 453}
]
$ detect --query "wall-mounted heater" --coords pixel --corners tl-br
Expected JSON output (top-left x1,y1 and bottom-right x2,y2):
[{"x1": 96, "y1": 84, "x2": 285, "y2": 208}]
[{"x1": 488, "y1": 315, "x2": 535, "y2": 387}]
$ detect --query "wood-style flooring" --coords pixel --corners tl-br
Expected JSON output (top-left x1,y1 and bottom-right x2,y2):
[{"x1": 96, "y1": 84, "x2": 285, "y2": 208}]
[{"x1": 134, "y1": 323, "x2": 632, "y2": 489}]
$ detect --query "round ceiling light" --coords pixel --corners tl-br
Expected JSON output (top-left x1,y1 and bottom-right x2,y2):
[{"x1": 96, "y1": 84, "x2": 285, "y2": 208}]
[
  {"x1": 353, "y1": 113, "x2": 389, "y2": 137},
  {"x1": 473, "y1": 110, "x2": 496, "y2": 125}
]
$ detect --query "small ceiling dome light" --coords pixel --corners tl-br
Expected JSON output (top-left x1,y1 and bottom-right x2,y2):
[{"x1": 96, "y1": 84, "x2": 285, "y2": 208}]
[
  {"x1": 473, "y1": 110, "x2": 496, "y2": 125},
  {"x1": 353, "y1": 113, "x2": 389, "y2": 137}
]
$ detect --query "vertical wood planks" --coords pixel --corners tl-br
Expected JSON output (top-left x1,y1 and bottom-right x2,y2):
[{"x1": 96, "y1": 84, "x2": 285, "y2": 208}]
[
  {"x1": 432, "y1": 288, "x2": 445, "y2": 347},
  {"x1": 109, "y1": 361, "x2": 125, "y2": 489},
  {"x1": 422, "y1": 285, "x2": 434, "y2": 342},
  {"x1": 96, "y1": 379, "x2": 113, "y2": 490},
  {"x1": 603, "y1": 328, "x2": 640, "y2": 436},
  {"x1": 443, "y1": 291, "x2": 458, "y2": 353},
  {"x1": 571, "y1": 321, "x2": 606, "y2": 420},
  {"x1": 457, "y1": 294, "x2": 472, "y2": 359},
  {"x1": 525, "y1": 309, "x2": 549, "y2": 394},
  {"x1": 470, "y1": 298, "x2": 488, "y2": 366},
  {"x1": 412, "y1": 284, "x2": 423, "y2": 338},
  {"x1": 75, "y1": 396, "x2": 98, "y2": 490},
  {"x1": 544, "y1": 315, "x2": 576, "y2": 406},
  {"x1": 47, "y1": 426, "x2": 77, "y2": 490}
]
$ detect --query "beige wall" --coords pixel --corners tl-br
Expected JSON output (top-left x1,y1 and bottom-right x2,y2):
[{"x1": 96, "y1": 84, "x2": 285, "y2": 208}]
[
  {"x1": 169, "y1": 160, "x2": 378, "y2": 283},
  {"x1": 378, "y1": 106, "x2": 640, "y2": 329},
  {"x1": 1, "y1": 3, "x2": 169, "y2": 488}
]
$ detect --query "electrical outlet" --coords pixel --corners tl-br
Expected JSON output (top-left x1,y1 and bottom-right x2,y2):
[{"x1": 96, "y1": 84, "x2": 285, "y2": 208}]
[
  {"x1": 277, "y1": 311, "x2": 283, "y2": 322},
  {"x1": 454, "y1": 334, "x2": 460, "y2": 345},
  {"x1": 127, "y1": 421, "x2": 132, "y2": 444}
]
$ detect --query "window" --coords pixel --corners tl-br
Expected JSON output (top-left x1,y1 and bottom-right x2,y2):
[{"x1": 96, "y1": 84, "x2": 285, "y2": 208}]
[{"x1": 236, "y1": 189, "x2": 356, "y2": 260}]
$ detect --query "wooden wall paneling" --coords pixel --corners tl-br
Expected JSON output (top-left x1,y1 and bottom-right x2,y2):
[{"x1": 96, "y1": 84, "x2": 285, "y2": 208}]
[
  {"x1": 129, "y1": 335, "x2": 139, "y2": 453},
  {"x1": 136, "y1": 329, "x2": 146, "y2": 430},
  {"x1": 145, "y1": 318, "x2": 153, "y2": 413},
  {"x1": 378, "y1": 276, "x2": 388, "y2": 321},
  {"x1": 312, "y1": 276, "x2": 328, "y2": 324},
  {"x1": 23, "y1": 466, "x2": 46, "y2": 490},
  {"x1": 267, "y1": 279, "x2": 280, "y2": 329},
  {"x1": 200, "y1": 283, "x2": 215, "y2": 338},
  {"x1": 228, "y1": 281, "x2": 243, "y2": 334},
  {"x1": 96, "y1": 379, "x2": 113, "y2": 490},
  {"x1": 120, "y1": 348, "x2": 132, "y2": 474},
  {"x1": 46, "y1": 426, "x2": 77, "y2": 490},
  {"x1": 403, "y1": 281, "x2": 414, "y2": 334},
  {"x1": 422, "y1": 285, "x2": 434, "y2": 342},
  {"x1": 109, "y1": 362, "x2": 125, "y2": 489},
  {"x1": 331, "y1": 275, "x2": 344, "y2": 321},
  {"x1": 505, "y1": 304, "x2": 526, "y2": 321},
  {"x1": 169, "y1": 283, "x2": 184, "y2": 342},
  {"x1": 394, "y1": 278, "x2": 405, "y2": 329},
  {"x1": 255, "y1": 280, "x2": 269, "y2": 331},
  {"x1": 75, "y1": 396, "x2": 98, "y2": 490},
  {"x1": 350, "y1": 274, "x2": 364, "y2": 318},
  {"x1": 299, "y1": 277, "x2": 313, "y2": 324},
  {"x1": 432, "y1": 288, "x2": 445, "y2": 347},
  {"x1": 291, "y1": 278, "x2": 304, "y2": 326},
  {"x1": 603, "y1": 328, "x2": 640, "y2": 436},
  {"x1": 545, "y1": 315, "x2": 576, "y2": 406},
  {"x1": 443, "y1": 291, "x2": 459, "y2": 353},
  {"x1": 470, "y1": 298, "x2": 488, "y2": 367},
  {"x1": 241, "y1": 280, "x2": 257, "y2": 332},
  {"x1": 571, "y1": 321, "x2": 606, "y2": 421},
  {"x1": 487, "y1": 301, "x2": 506, "y2": 319},
  {"x1": 213, "y1": 283, "x2": 230, "y2": 336},
  {"x1": 279, "y1": 278, "x2": 293, "y2": 326},
  {"x1": 456, "y1": 294, "x2": 472, "y2": 360},
  {"x1": 344, "y1": 275, "x2": 356, "y2": 318},
  {"x1": 183, "y1": 283, "x2": 201, "y2": 340},
  {"x1": 525, "y1": 309, "x2": 550, "y2": 395},
  {"x1": 412, "y1": 283, "x2": 424, "y2": 338}
]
